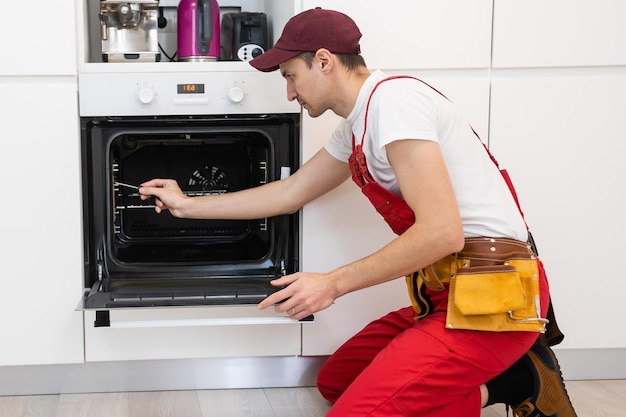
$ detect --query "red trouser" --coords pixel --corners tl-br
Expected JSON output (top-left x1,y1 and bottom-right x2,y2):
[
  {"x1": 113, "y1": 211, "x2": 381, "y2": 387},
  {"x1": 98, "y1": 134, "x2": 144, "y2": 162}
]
[{"x1": 317, "y1": 262, "x2": 550, "y2": 417}]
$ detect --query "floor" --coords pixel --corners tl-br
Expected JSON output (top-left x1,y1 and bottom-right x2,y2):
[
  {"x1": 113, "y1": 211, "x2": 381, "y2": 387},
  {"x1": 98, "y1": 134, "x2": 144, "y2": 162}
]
[{"x1": 0, "y1": 379, "x2": 624, "y2": 417}]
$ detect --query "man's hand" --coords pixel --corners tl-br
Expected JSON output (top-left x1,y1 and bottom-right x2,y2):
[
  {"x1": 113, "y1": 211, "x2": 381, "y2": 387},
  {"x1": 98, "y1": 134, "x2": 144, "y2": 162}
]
[
  {"x1": 139, "y1": 178, "x2": 188, "y2": 216},
  {"x1": 258, "y1": 272, "x2": 337, "y2": 320}
]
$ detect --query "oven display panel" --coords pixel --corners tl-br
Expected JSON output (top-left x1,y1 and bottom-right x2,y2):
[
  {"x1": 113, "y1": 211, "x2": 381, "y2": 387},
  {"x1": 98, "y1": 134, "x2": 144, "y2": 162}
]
[{"x1": 177, "y1": 83, "x2": 205, "y2": 94}]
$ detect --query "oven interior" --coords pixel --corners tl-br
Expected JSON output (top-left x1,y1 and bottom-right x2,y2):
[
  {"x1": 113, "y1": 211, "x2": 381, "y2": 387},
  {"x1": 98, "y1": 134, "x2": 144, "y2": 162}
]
[{"x1": 81, "y1": 115, "x2": 300, "y2": 309}]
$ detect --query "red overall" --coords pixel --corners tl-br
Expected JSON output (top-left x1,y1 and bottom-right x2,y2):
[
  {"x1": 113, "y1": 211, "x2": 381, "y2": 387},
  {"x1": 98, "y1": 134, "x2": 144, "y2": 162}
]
[{"x1": 316, "y1": 77, "x2": 551, "y2": 416}]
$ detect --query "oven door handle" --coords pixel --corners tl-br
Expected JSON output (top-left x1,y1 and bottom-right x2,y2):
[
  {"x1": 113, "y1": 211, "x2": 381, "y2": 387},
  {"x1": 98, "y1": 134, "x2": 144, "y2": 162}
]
[{"x1": 93, "y1": 310, "x2": 314, "y2": 328}]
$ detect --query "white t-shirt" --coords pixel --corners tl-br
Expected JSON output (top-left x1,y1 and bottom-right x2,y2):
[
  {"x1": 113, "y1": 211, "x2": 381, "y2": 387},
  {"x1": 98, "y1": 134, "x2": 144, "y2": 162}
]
[{"x1": 325, "y1": 70, "x2": 528, "y2": 240}]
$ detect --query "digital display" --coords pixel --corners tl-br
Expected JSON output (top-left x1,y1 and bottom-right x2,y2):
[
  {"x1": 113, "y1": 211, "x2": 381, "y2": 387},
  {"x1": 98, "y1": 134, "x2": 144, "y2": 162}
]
[{"x1": 177, "y1": 83, "x2": 205, "y2": 94}]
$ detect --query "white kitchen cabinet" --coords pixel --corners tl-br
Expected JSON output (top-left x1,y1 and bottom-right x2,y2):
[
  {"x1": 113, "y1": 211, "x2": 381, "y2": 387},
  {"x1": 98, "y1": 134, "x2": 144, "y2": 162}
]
[
  {"x1": 0, "y1": 0, "x2": 77, "y2": 75},
  {"x1": 298, "y1": 0, "x2": 492, "y2": 70},
  {"x1": 0, "y1": 77, "x2": 84, "y2": 365},
  {"x1": 489, "y1": 73, "x2": 626, "y2": 349},
  {"x1": 493, "y1": 0, "x2": 626, "y2": 68}
]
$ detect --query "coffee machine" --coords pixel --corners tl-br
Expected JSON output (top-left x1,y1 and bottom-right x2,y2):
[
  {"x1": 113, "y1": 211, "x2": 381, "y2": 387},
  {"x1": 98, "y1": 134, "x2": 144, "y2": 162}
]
[{"x1": 100, "y1": 0, "x2": 160, "y2": 62}]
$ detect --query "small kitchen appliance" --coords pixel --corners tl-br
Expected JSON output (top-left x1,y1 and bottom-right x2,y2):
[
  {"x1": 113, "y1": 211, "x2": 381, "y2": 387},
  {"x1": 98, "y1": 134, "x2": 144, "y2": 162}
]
[
  {"x1": 100, "y1": 0, "x2": 160, "y2": 62},
  {"x1": 177, "y1": 0, "x2": 221, "y2": 61},
  {"x1": 221, "y1": 12, "x2": 268, "y2": 61}
]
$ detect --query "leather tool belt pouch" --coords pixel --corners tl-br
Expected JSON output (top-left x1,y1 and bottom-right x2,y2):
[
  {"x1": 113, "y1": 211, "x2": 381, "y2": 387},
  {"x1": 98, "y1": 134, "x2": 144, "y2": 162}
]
[{"x1": 423, "y1": 238, "x2": 549, "y2": 333}]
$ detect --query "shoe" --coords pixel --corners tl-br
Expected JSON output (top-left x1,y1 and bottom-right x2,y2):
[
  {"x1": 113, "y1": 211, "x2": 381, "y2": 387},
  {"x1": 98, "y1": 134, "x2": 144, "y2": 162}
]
[{"x1": 511, "y1": 343, "x2": 578, "y2": 417}]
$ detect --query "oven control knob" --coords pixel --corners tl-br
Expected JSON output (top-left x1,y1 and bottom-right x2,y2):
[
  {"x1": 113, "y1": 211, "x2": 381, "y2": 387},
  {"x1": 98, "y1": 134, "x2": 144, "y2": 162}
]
[
  {"x1": 228, "y1": 86, "x2": 245, "y2": 103},
  {"x1": 138, "y1": 87, "x2": 155, "y2": 104}
]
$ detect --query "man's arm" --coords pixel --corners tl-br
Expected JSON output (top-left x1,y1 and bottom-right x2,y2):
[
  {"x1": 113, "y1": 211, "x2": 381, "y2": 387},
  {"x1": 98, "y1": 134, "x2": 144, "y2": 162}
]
[
  {"x1": 259, "y1": 139, "x2": 465, "y2": 319},
  {"x1": 139, "y1": 147, "x2": 351, "y2": 220}
]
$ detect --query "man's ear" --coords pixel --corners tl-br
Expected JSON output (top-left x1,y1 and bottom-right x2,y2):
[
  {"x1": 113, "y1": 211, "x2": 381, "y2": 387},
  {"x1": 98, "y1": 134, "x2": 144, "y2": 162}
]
[{"x1": 315, "y1": 48, "x2": 333, "y2": 71}]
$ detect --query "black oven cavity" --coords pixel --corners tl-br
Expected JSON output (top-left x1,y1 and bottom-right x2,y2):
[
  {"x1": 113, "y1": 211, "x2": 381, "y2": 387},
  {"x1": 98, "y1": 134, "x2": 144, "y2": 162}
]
[{"x1": 80, "y1": 114, "x2": 300, "y2": 310}]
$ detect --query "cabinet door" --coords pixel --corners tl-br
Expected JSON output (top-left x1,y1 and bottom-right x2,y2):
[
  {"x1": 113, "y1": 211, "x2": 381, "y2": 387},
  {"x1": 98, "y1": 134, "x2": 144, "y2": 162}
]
[
  {"x1": 299, "y1": 0, "x2": 493, "y2": 70},
  {"x1": 0, "y1": 77, "x2": 84, "y2": 365},
  {"x1": 493, "y1": 0, "x2": 626, "y2": 68},
  {"x1": 489, "y1": 74, "x2": 626, "y2": 349},
  {"x1": 0, "y1": 0, "x2": 77, "y2": 75}
]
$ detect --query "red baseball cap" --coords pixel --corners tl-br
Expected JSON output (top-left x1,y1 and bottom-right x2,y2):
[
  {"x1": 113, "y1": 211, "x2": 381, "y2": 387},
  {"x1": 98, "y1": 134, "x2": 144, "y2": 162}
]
[{"x1": 249, "y1": 8, "x2": 362, "y2": 72}]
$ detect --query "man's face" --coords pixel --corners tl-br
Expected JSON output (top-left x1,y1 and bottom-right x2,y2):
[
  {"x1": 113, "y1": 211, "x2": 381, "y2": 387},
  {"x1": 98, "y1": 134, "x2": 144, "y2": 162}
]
[{"x1": 279, "y1": 56, "x2": 328, "y2": 118}]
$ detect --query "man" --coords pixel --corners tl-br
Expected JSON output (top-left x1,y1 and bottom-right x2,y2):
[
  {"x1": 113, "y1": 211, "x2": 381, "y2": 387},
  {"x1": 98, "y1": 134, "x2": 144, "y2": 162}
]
[{"x1": 140, "y1": 8, "x2": 576, "y2": 417}]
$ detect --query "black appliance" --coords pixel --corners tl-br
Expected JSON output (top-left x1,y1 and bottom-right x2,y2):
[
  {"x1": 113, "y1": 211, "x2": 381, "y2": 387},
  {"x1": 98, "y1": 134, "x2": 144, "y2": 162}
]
[
  {"x1": 80, "y1": 114, "x2": 300, "y2": 311},
  {"x1": 221, "y1": 12, "x2": 269, "y2": 61}
]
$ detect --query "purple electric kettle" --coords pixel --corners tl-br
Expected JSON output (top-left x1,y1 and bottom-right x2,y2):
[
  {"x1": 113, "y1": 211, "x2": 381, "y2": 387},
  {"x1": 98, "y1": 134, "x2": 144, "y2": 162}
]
[{"x1": 178, "y1": 0, "x2": 220, "y2": 61}]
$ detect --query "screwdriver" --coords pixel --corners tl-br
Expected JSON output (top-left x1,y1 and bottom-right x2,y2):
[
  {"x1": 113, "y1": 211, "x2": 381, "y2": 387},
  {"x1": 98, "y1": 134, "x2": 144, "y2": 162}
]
[{"x1": 114, "y1": 181, "x2": 140, "y2": 190}]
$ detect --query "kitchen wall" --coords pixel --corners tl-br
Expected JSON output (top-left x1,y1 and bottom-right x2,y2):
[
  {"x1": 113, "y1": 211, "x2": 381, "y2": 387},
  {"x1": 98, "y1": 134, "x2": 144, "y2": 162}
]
[{"x1": 0, "y1": 0, "x2": 625, "y2": 395}]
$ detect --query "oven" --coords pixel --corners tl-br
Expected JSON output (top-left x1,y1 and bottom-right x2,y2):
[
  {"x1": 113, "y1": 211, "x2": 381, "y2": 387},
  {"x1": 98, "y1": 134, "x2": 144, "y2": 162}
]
[{"x1": 78, "y1": 69, "x2": 302, "y2": 321}]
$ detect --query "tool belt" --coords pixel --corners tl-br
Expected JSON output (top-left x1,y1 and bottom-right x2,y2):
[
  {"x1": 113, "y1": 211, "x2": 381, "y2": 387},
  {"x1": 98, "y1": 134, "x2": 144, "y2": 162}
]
[{"x1": 406, "y1": 237, "x2": 549, "y2": 333}]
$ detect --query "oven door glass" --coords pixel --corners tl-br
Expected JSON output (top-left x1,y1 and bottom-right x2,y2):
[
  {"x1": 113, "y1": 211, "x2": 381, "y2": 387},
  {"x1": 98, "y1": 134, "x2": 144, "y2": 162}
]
[{"x1": 80, "y1": 115, "x2": 299, "y2": 309}]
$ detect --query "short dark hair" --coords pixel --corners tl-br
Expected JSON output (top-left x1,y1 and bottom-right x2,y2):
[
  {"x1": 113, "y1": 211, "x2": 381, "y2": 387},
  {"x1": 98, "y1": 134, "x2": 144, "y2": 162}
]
[{"x1": 298, "y1": 51, "x2": 367, "y2": 72}]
